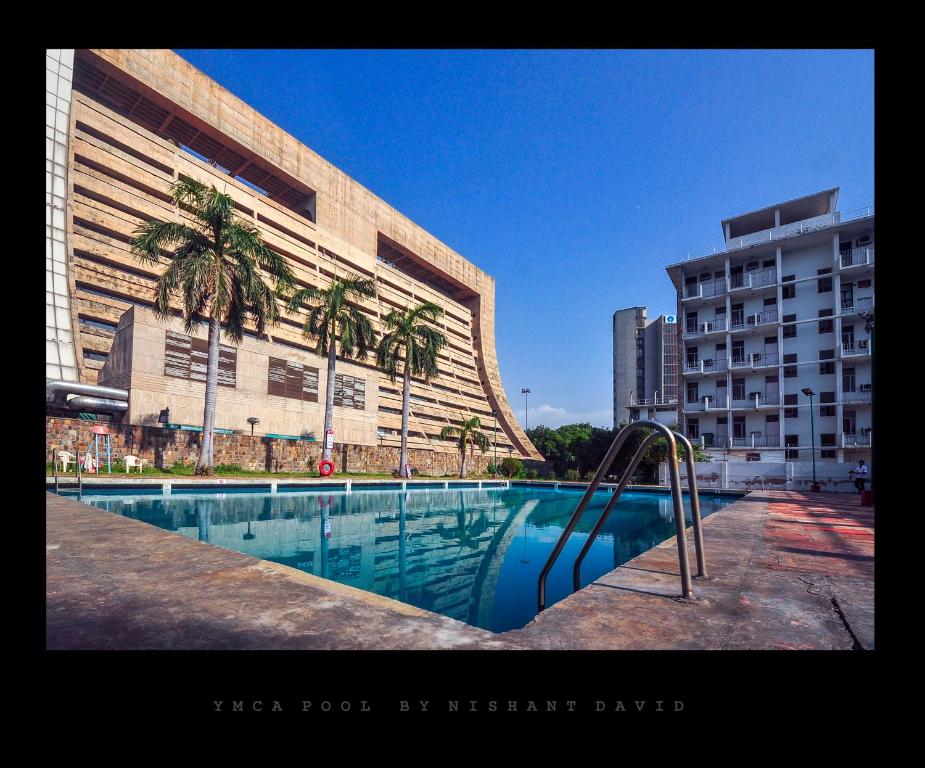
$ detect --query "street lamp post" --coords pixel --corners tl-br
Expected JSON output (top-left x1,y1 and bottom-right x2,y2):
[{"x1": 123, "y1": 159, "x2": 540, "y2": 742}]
[
  {"x1": 859, "y1": 310, "x2": 874, "y2": 501},
  {"x1": 801, "y1": 388, "x2": 820, "y2": 492},
  {"x1": 521, "y1": 388, "x2": 531, "y2": 431}
]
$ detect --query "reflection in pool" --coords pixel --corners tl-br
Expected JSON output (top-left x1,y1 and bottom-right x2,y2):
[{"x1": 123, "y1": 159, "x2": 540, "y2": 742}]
[{"x1": 76, "y1": 486, "x2": 737, "y2": 632}]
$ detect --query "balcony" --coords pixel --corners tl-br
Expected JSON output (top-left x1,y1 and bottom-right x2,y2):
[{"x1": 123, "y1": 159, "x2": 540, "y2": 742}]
[
  {"x1": 683, "y1": 358, "x2": 729, "y2": 376},
  {"x1": 682, "y1": 278, "x2": 727, "y2": 303},
  {"x1": 731, "y1": 391, "x2": 781, "y2": 410},
  {"x1": 730, "y1": 351, "x2": 779, "y2": 370},
  {"x1": 842, "y1": 384, "x2": 872, "y2": 404},
  {"x1": 840, "y1": 245, "x2": 874, "y2": 270},
  {"x1": 840, "y1": 295, "x2": 874, "y2": 314},
  {"x1": 841, "y1": 431, "x2": 872, "y2": 448},
  {"x1": 628, "y1": 394, "x2": 678, "y2": 407},
  {"x1": 729, "y1": 309, "x2": 778, "y2": 335},
  {"x1": 730, "y1": 434, "x2": 781, "y2": 449},
  {"x1": 698, "y1": 432, "x2": 730, "y2": 449},
  {"x1": 841, "y1": 340, "x2": 871, "y2": 358},
  {"x1": 728, "y1": 268, "x2": 777, "y2": 294},
  {"x1": 683, "y1": 317, "x2": 728, "y2": 339}
]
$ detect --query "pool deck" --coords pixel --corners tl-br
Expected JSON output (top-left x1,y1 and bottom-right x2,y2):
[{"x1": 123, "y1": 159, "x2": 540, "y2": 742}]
[{"x1": 45, "y1": 489, "x2": 874, "y2": 650}]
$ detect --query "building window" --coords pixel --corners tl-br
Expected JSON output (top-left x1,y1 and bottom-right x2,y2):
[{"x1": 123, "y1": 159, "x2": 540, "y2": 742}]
[
  {"x1": 820, "y1": 433, "x2": 836, "y2": 447},
  {"x1": 817, "y1": 267, "x2": 832, "y2": 293},
  {"x1": 820, "y1": 391, "x2": 836, "y2": 404},
  {"x1": 785, "y1": 434, "x2": 799, "y2": 460},
  {"x1": 821, "y1": 449, "x2": 837, "y2": 459},
  {"x1": 820, "y1": 406, "x2": 836, "y2": 417},
  {"x1": 784, "y1": 366, "x2": 797, "y2": 378},
  {"x1": 782, "y1": 274, "x2": 796, "y2": 300},
  {"x1": 687, "y1": 418, "x2": 699, "y2": 439},
  {"x1": 783, "y1": 314, "x2": 797, "y2": 338},
  {"x1": 785, "y1": 408, "x2": 799, "y2": 418},
  {"x1": 783, "y1": 394, "x2": 798, "y2": 406},
  {"x1": 858, "y1": 279, "x2": 872, "y2": 289},
  {"x1": 819, "y1": 349, "x2": 834, "y2": 360},
  {"x1": 843, "y1": 367, "x2": 856, "y2": 392},
  {"x1": 333, "y1": 373, "x2": 366, "y2": 410},
  {"x1": 819, "y1": 361, "x2": 835, "y2": 375},
  {"x1": 268, "y1": 357, "x2": 319, "y2": 402},
  {"x1": 763, "y1": 296, "x2": 776, "y2": 307},
  {"x1": 165, "y1": 330, "x2": 237, "y2": 388},
  {"x1": 818, "y1": 309, "x2": 834, "y2": 334},
  {"x1": 783, "y1": 353, "x2": 797, "y2": 364}
]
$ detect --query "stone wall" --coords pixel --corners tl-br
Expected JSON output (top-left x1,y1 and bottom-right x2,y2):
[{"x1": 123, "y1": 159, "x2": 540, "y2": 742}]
[{"x1": 46, "y1": 416, "x2": 494, "y2": 476}]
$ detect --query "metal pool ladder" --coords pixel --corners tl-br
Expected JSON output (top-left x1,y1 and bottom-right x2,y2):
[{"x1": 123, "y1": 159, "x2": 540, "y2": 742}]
[{"x1": 537, "y1": 421, "x2": 707, "y2": 611}]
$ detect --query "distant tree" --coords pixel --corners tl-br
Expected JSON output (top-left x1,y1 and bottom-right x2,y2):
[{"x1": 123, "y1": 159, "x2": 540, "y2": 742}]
[{"x1": 440, "y1": 417, "x2": 490, "y2": 479}]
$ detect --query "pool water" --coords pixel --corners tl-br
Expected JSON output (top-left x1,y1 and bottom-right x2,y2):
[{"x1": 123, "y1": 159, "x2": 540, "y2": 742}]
[{"x1": 70, "y1": 486, "x2": 737, "y2": 633}]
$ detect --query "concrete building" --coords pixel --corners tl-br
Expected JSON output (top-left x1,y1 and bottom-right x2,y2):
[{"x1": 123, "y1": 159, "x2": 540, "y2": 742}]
[
  {"x1": 45, "y1": 49, "x2": 540, "y2": 460},
  {"x1": 665, "y1": 188, "x2": 873, "y2": 466},
  {"x1": 613, "y1": 307, "x2": 678, "y2": 428}
]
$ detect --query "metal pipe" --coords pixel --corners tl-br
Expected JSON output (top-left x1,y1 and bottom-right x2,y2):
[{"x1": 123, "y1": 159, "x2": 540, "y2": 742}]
[
  {"x1": 53, "y1": 448, "x2": 58, "y2": 493},
  {"x1": 673, "y1": 431, "x2": 707, "y2": 579},
  {"x1": 46, "y1": 379, "x2": 128, "y2": 402},
  {"x1": 572, "y1": 432, "x2": 661, "y2": 591},
  {"x1": 664, "y1": 432, "x2": 693, "y2": 599},
  {"x1": 65, "y1": 396, "x2": 128, "y2": 413},
  {"x1": 537, "y1": 420, "x2": 642, "y2": 611}
]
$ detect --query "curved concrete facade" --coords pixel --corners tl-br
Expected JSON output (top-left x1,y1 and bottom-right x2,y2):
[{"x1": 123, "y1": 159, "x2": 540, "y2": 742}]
[{"x1": 62, "y1": 49, "x2": 540, "y2": 459}]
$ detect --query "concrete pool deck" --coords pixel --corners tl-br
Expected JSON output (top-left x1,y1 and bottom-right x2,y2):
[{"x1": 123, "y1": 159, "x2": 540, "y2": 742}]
[{"x1": 45, "y1": 489, "x2": 874, "y2": 650}]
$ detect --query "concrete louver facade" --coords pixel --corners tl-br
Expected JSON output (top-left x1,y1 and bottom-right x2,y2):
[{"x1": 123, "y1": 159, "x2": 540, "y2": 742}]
[{"x1": 49, "y1": 48, "x2": 540, "y2": 459}]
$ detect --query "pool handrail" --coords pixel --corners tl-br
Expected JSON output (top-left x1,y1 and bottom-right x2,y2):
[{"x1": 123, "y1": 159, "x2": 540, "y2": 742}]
[{"x1": 537, "y1": 420, "x2": 695, "y2": 611}]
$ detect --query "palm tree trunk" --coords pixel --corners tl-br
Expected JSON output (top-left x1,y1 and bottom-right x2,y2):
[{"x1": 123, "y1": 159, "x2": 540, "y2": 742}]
[
  {"x1": 196, "y1": 314, "x2": 221, "y2": 475},
  {"x1": 399, "y1": 362, "x2": 411, "y2": 477},
  {"x1": 460, "y1": 445, "x2": 468, "y2": 479},
  {"x1": 322, "y1": 338, "x2": 336, "y2": 462}
]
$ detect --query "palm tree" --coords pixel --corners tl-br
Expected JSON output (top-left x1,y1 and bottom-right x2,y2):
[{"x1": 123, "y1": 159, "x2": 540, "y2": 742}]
[
  {"x1": 440, "y1": 416, "x2": 491, "y2": 479},
  {"x1": 287, "y1": 273, "x2": 377, "y2": 466},
  {"x1": 376, "y1": 301, "x2": 447, "y2": 477},
  {"x1": 131, "y1": 176, "x2": 295, "y2": 475}
]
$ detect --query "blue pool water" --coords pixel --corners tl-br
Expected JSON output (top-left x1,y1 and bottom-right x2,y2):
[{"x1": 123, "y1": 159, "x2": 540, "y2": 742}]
[{"x1": 68, "y1": 486, "x2": 737, "y2": 632}]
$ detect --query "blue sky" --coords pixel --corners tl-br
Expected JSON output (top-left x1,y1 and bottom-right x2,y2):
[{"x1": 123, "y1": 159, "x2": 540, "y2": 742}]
[{"x1": 175, "y1": 49, "x2": 874, "y2": 430}]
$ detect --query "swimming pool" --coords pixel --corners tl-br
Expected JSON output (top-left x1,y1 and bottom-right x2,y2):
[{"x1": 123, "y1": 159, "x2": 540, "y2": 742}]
[{"x1": 64, "y1": 485, "x2": 738, "y2": 633}]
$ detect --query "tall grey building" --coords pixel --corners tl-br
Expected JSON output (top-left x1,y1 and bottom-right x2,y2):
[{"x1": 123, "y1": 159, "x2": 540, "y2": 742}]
[{"x1": 613, "y1": 307, "x2": 678, "y2": 428}]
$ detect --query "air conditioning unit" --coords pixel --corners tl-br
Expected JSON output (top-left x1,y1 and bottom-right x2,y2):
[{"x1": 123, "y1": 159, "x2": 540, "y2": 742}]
[
  {"x1": 861, "y1": 427, "x2": 872, "y2": 435},
  {"x1": 859, "y1": 383, "x2": 872, "y2": 392}
]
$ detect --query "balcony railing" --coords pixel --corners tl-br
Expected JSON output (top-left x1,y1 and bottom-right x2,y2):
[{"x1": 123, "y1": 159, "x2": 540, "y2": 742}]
[
  {"x1": 628, "y1": 394, "x2": 678, "y2": 407},
  {"x1": 683, "y1": 358, "x2": 729, "y2": 374},
  {"x1": 683, "y1": 278, "x2": 727, "y2": 301},
  {"x1": 683, "y1": 318, "x2": 728, "y2": 338},
  {"x1": 672, "y1": 206, "x2": 873, "y2": 265},
  {"x1": 751, "y1": 351, "x2": 779, "y2": 368},
  {"x1": 840, "y1": 245, "x2": 874, "y2": 269},
  {"x1": 699, "y1": 432, "x2": 730, "y2": 449},
  {"x1": 730, "y1": 309, "x2": 778, "y2": 332},
  {"x1": 841, "y1": 431, "x2": 872, "y2": 448},
  {"x1": 731, "y1": 434, "x2": 781, "y2": 448},
  {"x1": 841, "y1": 385, "x2": 872, "y2": 402},
  {"x1": 842, "y1": 340, "x2": 871, "y2": 357},
  {"x1": 841, "y1": 295, "x2": 874, "y2": 313},
  {"x1": 729, "y1": 268, "x2": 777, "y2": 291}
]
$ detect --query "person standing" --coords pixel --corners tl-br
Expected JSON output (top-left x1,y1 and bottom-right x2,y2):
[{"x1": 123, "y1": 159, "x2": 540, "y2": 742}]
[{"x1": 850, "y1": 460, "x2": 869, "y2": 494}]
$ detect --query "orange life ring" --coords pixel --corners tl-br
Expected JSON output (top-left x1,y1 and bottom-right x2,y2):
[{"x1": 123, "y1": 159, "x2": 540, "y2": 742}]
[{"x1": 319, "y1": 459, "x2": 335, "y2": 477}]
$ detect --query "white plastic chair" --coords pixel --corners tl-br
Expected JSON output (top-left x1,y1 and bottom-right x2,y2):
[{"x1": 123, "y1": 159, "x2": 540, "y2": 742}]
[
  {"x1": 124, "y1": 455, "x2": 146, "y2": 473},
  {"x1": 56, "y1": 451, "x2": 75, "y2": 473}
]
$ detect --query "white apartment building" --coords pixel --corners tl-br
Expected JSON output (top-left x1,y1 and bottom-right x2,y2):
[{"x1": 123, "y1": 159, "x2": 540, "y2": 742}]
[{"x1": 665, "y1": 188, "x2": 873, "y2": 465}]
